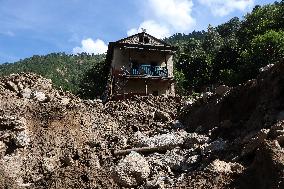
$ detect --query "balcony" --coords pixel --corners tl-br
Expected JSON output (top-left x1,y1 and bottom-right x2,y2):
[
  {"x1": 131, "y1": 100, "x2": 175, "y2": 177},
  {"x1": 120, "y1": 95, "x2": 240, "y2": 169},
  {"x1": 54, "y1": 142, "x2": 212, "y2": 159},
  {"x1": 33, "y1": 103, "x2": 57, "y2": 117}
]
[{"x1": 129, "y1": 65, "x2": 168, "y2": 77}]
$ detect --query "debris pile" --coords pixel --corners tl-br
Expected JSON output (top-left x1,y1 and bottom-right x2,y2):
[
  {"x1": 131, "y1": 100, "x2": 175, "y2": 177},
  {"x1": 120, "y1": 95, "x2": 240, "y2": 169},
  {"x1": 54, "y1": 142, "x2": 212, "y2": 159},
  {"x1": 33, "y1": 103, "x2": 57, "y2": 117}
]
[{"x1": 0, "y1": 63, "x2": 284, "y2": 188}]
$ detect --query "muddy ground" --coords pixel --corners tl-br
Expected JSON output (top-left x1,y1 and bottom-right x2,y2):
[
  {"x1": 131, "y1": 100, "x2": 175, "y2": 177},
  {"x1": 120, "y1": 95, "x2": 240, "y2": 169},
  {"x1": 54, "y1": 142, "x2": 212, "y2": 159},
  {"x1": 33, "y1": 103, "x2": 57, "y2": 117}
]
[{"x1": 0, "y1": 63, "x2": 284, "y2": 188}]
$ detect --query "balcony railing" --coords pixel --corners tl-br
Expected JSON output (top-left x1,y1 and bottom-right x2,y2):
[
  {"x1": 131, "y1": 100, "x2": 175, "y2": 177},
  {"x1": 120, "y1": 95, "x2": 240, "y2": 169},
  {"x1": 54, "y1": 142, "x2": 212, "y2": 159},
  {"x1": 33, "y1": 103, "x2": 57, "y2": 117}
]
[{"x1": 129, "y1": 65, "x2": 168, "y2": 77}]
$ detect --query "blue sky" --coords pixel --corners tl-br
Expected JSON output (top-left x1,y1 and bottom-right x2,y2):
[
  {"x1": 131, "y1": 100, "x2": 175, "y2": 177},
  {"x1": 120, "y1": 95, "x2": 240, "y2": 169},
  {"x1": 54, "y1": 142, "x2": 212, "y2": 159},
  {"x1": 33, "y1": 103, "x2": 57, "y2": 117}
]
[{"x1": 0, "y1": 0, "x2": 276, "y2": 63}]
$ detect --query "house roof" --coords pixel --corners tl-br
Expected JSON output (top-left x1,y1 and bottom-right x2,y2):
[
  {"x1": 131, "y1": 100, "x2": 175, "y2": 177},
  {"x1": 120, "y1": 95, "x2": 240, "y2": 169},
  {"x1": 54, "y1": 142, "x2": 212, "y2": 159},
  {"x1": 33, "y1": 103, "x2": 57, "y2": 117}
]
[
  {"x1": 115, "y1": 32, "x2": 171, "y2": 46},
  {"x1": 106, "y1": 32, "x2": 177, "y2": 64}
]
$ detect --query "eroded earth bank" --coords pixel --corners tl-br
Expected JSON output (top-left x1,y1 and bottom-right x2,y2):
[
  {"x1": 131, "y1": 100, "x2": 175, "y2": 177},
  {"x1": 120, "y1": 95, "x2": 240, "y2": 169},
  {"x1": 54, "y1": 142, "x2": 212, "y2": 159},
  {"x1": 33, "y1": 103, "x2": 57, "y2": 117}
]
[{"x1": 0, "y1": 63, "x2": 284, "y2": 188}]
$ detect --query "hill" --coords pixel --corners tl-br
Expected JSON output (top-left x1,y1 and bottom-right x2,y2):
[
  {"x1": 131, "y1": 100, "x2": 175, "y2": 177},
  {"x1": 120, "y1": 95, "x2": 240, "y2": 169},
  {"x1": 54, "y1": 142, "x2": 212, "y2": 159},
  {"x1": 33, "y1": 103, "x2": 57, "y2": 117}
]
[
  {"x1": 0, "y1": 53, "x2": 108, "y2": 99},
  {"x1": 0, "y1": 1, "x2": 283, "y2": 98},
  {"x1": 165, "y1": 0, "x2": 283, "y2": 94}
]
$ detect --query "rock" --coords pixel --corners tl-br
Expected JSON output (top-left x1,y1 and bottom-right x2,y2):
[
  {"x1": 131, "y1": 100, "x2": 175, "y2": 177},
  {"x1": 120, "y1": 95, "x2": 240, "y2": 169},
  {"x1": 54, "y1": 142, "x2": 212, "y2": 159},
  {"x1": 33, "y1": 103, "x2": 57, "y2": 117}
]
[
  {"x1": 43, "y1": 157, "x2": 58, "y2": 172},
  {"x1": 269, "y1": 121, "x2": 284, "y2": 138},
  {"x1": 146, "y1": 174, "x2": 173, "y2": 189},
  {"x1": 60, "y1": 97, "x2": 70, "y2": 105},
  {"x1": 200, "y1": 138, "x2": 227, "y2": 154},
  {"x1": 19, "y1": 88, "x2": 32, "y2": 99},
  {"x1": 242, "y1": 129, "x2": 269, "y2": 156},
  {"x1": 60, "y1": 155, "x2": 74, "y2": 167},
  {"x1": 207, "y1": 159, "x2": 244, "y2": 174},
  {"x1": 14, "y1": 131, "x2": 30, "y2": 147},
  {"x1": 32, "y1": 91, "x2": 48, "y2": 102},
  {"x1": 133, "y1": 131, "x2": 187, "y2": 149},
  {"x1": 0, "y1": 116, "x2": 26, "y2": 131},
  {"x1": 186, "y1": 155, "x2": 199, "y2": 165},
  {"x1": 5, "y1": 81, "x2": 18, "y2": 93},
  {"x1": 184, "y1": 133, "x2": 209, "y2": 148},
  {"x1": 0, "y1": 141, "x2": 7, "y2": 157},
  {"x1": 112, "y1": 151, "x2": 150, "y2": 187},
  {"x1": 172, "y1": 120, "x2": 184, "y2": 129},
  {"x1": 259, "y1": 64, "x2": 274, "y2": 72},
  {"x1": 146, "y1": 148, "x2": 197, "y2": 173},
  {"x1": 154, "y1": 110, "x2": 171, "y2": 122},
  {"x1": 215, "y1": 85, "x2": 230, "y2": 96}
]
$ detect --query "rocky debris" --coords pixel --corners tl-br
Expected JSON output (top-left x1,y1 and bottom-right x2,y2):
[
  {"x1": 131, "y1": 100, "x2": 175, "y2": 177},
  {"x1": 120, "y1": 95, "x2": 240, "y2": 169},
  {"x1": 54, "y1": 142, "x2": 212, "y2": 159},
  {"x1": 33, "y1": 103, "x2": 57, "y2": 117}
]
[
  {"x1": 241, "y1": 129, "x2": 270, "y2": 156},
  {"x1": 200, "y1": 138, "x2": 227, "y2": 155},
  {"x1": 184, "y1": 133, "x2": 209, "y2": 148},
  {"x1": 31, "y1": 91, "x2": 49, "y2": 102},
  {"x1": 112, "y1": 151, "x2": 150, "y2": 187},
  {"x1": 19, "y1": 88, "x2": 32, "y2": 99},
  {"x1": 13, "y1": 131, "x2": 30, "y2": 147},
  {"x1": 207, "y1": 159, "x2": 244, "y2": 174},
  {"x1": 133, "y1": 131, "x2": 187, "y2": 149},
  {"x1": 171, "y1": 120, "x2": 184, "y2": 129},
  {"x1": 259, "y1": 63, "x2": 274, "y2": 72},
  {"x1": 215, "y1": 85, "x2": 230, "y2": 96},
  {"x1": 0, "y1": 116, "x2": 26, "y2": 131},
  {"x1": 0, "y1": 63, "x2": 284, "y2": 189},
  {"x1": 154, "y1": 109, "x2": 172, "y2": 122},
  {"x1": 234, "y1": 141, "x2": 284, "y2": 189}
]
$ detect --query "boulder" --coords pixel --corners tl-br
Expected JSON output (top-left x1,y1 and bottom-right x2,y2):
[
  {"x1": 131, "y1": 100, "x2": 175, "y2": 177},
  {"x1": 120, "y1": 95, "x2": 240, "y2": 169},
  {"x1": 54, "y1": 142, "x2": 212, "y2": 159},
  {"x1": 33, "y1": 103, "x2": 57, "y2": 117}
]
[
  {"x1": 184, "y1": 133, "x2": 209, "y2": 148},
  {"x1": 5, "y1": 81, "x2": 18, "y2": 93},
  {"x1": 32, "y1": 91, "x2": 48, "y2": 102},
  {"x1": 14, "y1": 131, "x2": 30, "y2": 147},
  {"x1": 200, "y1": 138, "x2": 227, "y2": 154},
  {"x1": 19, "y1": 88, "x2": 32, "y2": 99},
  {"x1": 207, "y1": 159, "x2": 244, "y2": 174},
  {"x1": 112, "y1": 151, "x2": 150, "y2": 187},
  {"x1": 133, "y1": 131, "x2": 187, "y2": 149},
  {"x1": 154, "y1": 110, "x2": 171, "y2": 122}
]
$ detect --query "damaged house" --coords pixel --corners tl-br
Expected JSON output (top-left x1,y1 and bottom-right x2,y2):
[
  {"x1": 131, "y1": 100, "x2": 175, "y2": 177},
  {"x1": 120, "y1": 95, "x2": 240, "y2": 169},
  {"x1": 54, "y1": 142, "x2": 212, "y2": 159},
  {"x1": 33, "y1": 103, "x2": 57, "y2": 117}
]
[{"x1": 106, "y1": 32, "x2": 177, "y2": 99}]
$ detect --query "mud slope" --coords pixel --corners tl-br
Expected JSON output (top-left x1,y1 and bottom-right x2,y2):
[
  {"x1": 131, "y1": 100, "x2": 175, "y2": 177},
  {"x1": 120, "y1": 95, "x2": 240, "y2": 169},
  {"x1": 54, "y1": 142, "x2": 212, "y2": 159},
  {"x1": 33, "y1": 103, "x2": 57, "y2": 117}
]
[{"x1": 0, "y1": 63, "x2": 283, "y2": 189}]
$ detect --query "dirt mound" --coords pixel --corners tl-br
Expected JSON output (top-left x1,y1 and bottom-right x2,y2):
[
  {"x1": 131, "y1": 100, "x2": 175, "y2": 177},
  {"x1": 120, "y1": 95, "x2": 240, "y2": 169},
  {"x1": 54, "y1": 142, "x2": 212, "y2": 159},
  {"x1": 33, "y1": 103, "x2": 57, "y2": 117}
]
[
  {"x1": 179, "y1": 63, "x2": 284, "y2": 188},
  {"x1": 0, "y1": 64, "x2": 284, "y2": 188}
]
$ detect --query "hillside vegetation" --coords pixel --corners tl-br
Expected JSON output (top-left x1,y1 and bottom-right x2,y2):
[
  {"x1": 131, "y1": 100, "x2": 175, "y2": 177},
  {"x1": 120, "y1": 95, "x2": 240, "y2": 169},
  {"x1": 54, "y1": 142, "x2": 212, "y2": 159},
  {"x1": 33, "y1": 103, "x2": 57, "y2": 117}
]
[
  {"x1": 0, "y1": 53, "x2": 108, "y2": 99},
  {"x1": 168, "y1": 0, "x2": 284, "y2": 94},
  {"x1": 0, "y1": 1, "x2": 283, "y2": 97}
]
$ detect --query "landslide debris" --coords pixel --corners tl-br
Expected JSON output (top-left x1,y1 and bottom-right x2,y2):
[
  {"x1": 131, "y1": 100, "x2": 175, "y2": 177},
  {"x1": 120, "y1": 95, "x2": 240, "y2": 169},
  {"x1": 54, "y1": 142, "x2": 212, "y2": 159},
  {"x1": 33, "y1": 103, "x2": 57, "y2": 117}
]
[{"x1": 0, "y1": 63, "x2": 283, "y2": 189}]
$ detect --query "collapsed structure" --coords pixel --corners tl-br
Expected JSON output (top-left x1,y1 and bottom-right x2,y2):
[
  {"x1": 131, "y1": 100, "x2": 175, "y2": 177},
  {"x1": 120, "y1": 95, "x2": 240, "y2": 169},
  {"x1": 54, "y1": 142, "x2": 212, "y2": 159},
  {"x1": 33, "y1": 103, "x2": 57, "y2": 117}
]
[{"x1": 106, "y1": 32, "x2": 177, "y2": 99}]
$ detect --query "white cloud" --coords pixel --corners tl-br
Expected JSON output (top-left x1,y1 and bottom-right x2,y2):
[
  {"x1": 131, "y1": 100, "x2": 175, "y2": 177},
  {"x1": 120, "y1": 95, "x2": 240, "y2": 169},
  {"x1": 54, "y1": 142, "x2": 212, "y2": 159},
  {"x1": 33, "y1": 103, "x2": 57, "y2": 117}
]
[
  {"x1": 72, "y1": 38, "x2": 108, "y2": 54},
  {"x1": 127, "y1": 20, "x2": 170, "y2": 38},
  {"x1": 198, "y1": 0, "x2": 254, "y2": 16},
  {"x1": 127, "y1": 0, "x2": 196, "y2": 38}
]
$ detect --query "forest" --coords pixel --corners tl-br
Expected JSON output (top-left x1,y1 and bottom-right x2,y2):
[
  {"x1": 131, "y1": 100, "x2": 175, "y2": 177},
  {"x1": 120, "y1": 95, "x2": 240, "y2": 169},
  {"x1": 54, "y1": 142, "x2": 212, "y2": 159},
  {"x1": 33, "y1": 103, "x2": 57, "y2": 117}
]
[{"x1": 0, "y1": 1, "x2": 283, "y2": 98}]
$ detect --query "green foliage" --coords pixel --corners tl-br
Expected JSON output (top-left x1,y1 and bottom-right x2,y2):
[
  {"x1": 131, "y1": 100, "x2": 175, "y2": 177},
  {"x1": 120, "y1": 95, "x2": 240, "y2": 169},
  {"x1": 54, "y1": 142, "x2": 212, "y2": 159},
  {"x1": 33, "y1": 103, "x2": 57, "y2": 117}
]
[
  {"x1": 174, "y1": 69, "x2": 187, "y2": 95},
  {"x1": 250, "y1": 30, "x2": 284, "y2": 65},
  {"x1": 77, "y1": 60, "x2": 110, "y2": 99},
  {"x1": 0, "y1": 53, "x2": 106, "y2": 98},
  {"x1": 168, "y1": 1, "x2": 284, "y2": 95},
  {"x1": 0, "y1": 1, "x2": 283, "y2": 97}
]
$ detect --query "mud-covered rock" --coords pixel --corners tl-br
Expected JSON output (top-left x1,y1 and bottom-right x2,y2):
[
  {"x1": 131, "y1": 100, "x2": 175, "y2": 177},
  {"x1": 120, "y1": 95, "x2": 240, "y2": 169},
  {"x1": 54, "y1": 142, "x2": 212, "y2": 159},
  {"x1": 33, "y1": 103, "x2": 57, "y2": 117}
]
[
  {"x1": 207, "y1": 159, "x2": 244, "y2": 174},
  {"x1": 133, "y1": 131, "x2": 187, "y2": 149},
  {"x1": 112, "y1": 151, "x2": 150, "y2": 187}
]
